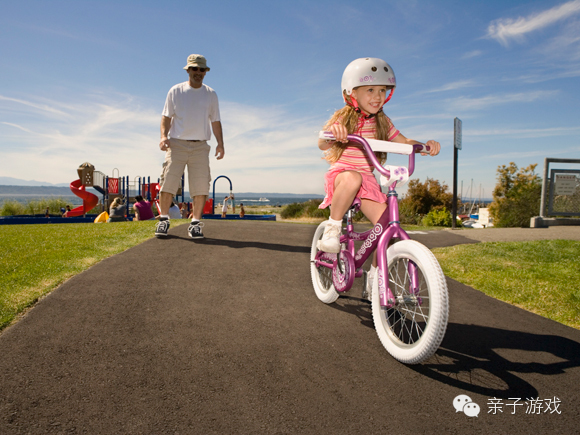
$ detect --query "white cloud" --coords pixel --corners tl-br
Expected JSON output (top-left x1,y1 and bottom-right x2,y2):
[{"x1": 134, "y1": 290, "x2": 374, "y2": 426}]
[
  {"x1": 424, "y1": 80, "x2": 477, "y2": 94},
  {"x1": 487, "y1": 0, "x2": 580, "y2": 46},
  {"x1": 0, "y1": 95, "x2": 70, "y2": 117},
  {"x1": 213, "y1": 102, "x2": 328, "y2": 193},
  {"x1": 462, "y1": 50, "x2": 483, "y2": 59},
  {"x1": 468, "y1": 125, "x2": 580, "y2": 138},
  {"x1": 537, "y1": 19, "x2": 580, "y2": 61},
  {"x1": 0, "y1": 93, "x2": 328, "y2": 194},
  {"x1": 447, "y1": 90, "x2": 559, "y2": 111}
]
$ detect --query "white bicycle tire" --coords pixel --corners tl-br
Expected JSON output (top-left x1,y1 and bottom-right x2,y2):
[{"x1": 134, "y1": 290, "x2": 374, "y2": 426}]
[
  {"x1": 372, "y1": 240, "x2": 448, "y2": 364},
  {"x1": 310, "y1": 221, "x2": 340, "y2": 304}
]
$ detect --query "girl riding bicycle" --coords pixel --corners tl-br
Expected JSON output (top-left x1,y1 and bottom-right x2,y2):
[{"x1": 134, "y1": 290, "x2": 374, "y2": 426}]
[{"x1": 318, "y1": 57, "x2": 441, "y2": 256}]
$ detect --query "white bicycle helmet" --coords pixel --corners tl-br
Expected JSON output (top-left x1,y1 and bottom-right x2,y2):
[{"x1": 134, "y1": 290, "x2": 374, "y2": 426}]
[{"x1": 341, "y1": 58, "x2": 396, "y2": 108}]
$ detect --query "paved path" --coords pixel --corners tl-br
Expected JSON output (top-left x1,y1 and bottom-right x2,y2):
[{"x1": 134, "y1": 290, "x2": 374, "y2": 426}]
[
  {"x1": 446, "y1": 225, "x2": 580, "y2": 243},
  {"x1": 1, "y1": 221, "x2": 579, "y2": 434}
]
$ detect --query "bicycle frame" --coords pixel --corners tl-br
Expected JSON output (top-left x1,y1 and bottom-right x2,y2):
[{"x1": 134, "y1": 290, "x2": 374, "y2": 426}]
[{"x1": 315, "y1": 134, "x2": 428, "y2": 308}]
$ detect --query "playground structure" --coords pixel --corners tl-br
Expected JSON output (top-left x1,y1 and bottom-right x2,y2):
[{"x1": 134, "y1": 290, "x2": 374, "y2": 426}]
[
  {"x1": 201, "y1": 175, "x2": 274, "y2": 221},
  {"x1": 68, "y1": 162, "x2": 174, "y2": 218},
  {"x1": 0, "y1": 163, "x2": 276, "y2": 225}
]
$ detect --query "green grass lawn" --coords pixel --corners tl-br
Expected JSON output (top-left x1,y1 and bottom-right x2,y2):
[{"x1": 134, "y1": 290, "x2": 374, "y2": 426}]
[
  {"x1": 433, "y1": 240, "x2": 580, "y2": 329},
  {"x1": 0, "y1": 220, "x2": 184, "y2": 330}
]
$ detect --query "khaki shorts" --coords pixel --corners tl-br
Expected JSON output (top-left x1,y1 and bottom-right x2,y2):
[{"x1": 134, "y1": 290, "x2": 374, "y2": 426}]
[{"x1": 159, "y1": 138, "x2": 211, "y2": 197}]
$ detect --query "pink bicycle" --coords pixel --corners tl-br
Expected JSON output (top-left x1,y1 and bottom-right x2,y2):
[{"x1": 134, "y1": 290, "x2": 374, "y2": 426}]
[{"x1": 311, "y1": 133, "x2": 449, "y2": 364}]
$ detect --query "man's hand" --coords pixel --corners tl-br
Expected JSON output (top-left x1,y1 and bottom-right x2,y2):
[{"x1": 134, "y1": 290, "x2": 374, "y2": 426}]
[
  {"x1": 160, "y1": 138, "x2": 170, "y2": 151},
  {"x1": 215, "y1": 143, "x2": 225, "y2": 160}
]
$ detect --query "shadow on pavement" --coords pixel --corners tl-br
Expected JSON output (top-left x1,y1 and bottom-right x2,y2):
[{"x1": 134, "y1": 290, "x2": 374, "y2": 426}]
[
  {"x1": 330, "y1": 295, "x2": 374, "y2": 329},
  {"x1": 325, "y1": 292, "x2": 580, "y2": 399},
  {"x1": 412, "y1": 323, "x2": 580, "y2": 398},
  {"x1": 175, "y1": 236, "x2": 311, "y2": 253}
]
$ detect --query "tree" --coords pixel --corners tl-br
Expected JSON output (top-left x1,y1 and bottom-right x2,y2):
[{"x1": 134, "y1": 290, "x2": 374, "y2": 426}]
[
  {"x1": 489, "y1": 162, "x2": 542, "y2": 228},
  {"x1": 399, "y1": 178, "x2": 454, "y2": 224}
]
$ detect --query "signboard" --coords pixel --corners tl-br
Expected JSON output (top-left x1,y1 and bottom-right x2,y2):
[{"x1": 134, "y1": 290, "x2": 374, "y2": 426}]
[
  {"x1": 555, "y1": 174, "x2": 578, "y2": 195},
  {"x1": 454, "y1": 117, "x2": 462, "y2": 150}
]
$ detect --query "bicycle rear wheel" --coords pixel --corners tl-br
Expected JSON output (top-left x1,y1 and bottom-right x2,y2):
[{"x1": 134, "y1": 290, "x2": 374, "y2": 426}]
[
  {"x1": 372, "y1": 240, "x2": 448, "y2": 364},
  {"x1": 310, "y1": 221, "x2": 339, "y2": 304}
]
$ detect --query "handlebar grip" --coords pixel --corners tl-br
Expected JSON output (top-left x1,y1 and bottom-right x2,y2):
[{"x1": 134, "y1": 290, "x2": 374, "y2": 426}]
[{"x1": 414, "y1": 143, "x2": 430, "y2": 154}]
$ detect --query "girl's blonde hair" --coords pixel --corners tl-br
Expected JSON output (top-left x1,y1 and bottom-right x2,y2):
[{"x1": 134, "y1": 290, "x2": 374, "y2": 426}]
[
  {"x1": 111, "y1": 197, "x2": 122, "y2": 208},
  {"x1": 324, "y1": 94, "x2": 391, "y2": 165}
]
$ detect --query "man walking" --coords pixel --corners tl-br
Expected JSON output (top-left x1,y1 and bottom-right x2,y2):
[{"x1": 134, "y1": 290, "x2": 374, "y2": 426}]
[{"x1": 155, "y1": 54, "x2": 224, "y2": 239}]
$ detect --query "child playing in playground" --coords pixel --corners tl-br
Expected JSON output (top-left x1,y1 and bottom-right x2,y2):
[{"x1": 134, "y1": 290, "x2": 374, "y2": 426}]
[
  {"x1": 133, "y1": 195, "x2": 155, "y2": 221},
  {"x1": 318, "y1": 57, "x2": 441, "y2": 255}
]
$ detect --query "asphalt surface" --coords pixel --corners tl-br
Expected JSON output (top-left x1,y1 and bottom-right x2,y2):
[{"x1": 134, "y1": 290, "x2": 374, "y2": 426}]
[{"x1": 1, "y1": 221, "x2": 579, "y2": 434}]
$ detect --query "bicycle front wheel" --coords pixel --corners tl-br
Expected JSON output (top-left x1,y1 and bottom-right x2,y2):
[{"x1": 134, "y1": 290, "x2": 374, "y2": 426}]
[
  {"x1": 310, "y1": 221, "x2": 339, "y2": 304},
  {"x1": 372, "y1": 240, "x2": 448, "y2": 364}
]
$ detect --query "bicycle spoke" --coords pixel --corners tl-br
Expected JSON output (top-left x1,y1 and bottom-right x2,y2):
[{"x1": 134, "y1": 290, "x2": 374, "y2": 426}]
[{"x1": 384, "y1": 253, "x2": 432, "y2": 347}]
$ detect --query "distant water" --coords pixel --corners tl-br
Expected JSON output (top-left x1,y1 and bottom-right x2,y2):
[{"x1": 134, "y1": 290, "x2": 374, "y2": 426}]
[
  {"x1": 233, "y1": 197, "x2": 323, "y2": 206},
  {"x1": 1, "y1": 194, "x2": 324, "y2": 207}
]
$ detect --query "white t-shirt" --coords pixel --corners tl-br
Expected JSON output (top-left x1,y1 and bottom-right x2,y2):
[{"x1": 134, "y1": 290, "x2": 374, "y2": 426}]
[
  {"x1": 162, "y1": 82, "x2": 221, "y2": 140},
  {"x1": 168, "y1": 204, "x2": 182, "y2": 219}
]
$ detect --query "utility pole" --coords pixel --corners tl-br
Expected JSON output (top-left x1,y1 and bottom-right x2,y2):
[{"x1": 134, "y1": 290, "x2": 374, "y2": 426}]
[{"x1": 452, "y1": 118, "x2": 462, "y2": 229}]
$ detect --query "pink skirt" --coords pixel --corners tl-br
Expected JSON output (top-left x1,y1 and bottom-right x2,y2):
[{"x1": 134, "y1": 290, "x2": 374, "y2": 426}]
[{"x1": 319, "y1": 168, "x2": 387, "y2": 209}]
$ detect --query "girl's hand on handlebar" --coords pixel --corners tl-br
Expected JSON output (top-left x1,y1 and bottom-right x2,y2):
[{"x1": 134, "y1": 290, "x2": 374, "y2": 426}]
[
  {"x1": 329, "y1": 123, "x2": 349, "y2": 143},
  {"x1": 422, "y1": 140, "x2": 440, "y2": 156}
]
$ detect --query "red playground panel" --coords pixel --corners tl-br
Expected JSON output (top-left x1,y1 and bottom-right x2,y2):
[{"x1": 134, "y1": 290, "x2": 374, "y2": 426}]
[
  {"x1": 203, "y1": 199, "x2": 214, "y2": 214},
  {"x1": 108, "y1": 178, "x2": 120, "y2": 194},
  {"x1": 141, "y1": 183, "x2": 160, "y2": 200}
]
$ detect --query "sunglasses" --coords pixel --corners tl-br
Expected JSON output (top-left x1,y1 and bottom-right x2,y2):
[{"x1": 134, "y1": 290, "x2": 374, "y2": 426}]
[{"x1": 188, "y1": 67, "x2": 208, "y2": 72}]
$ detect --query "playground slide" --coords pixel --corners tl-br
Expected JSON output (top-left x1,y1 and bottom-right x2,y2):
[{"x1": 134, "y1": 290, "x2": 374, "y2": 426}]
[{"x1": 67, "y1": 179, "x2": 99, "y2": 217}]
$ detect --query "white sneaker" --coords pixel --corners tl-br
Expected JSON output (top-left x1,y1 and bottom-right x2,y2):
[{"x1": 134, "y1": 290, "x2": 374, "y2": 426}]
[
  {"x1": 363, "y1": 266, "x2": 376, "y2": 302},
  {"x1": 317, "y1": 222, "x2": 342, "y2": 253}
]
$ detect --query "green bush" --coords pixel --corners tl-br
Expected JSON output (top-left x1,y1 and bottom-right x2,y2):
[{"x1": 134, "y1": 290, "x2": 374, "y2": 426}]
[
  {"x1": 87, "y1": 204, "x2": 104, "y2": 214},
  {"x1": 421, "y1": 207, "x2": 453, "y2": 227},
  {"x1": 489, "y1": 162, "x2": 541, "y2": 228},
  {"x1": 399, "y1": 178, "x2": 456, "y2": 225},
  {"x1": 0, "y1": 198, "x2": 101, "y2": 216},
  {"x1": 400, "y1": 178, "x2": 454, "y2": 216},
  {"x1": 280, "y1": 199, "x2": 366, "y2": 221},
  {"x1": 281, "y1": 202, "x2": 304, "y2": 219},
  {"x1": 309, "y1": 207, "x2": 330, "y2": 219},
  {"x1": 1, "y1": 200, "x2": 26, "y2": 216},
  {"x1": 399, "y1": 200, "x2": 422, "y2": 225},
  {"x1": 25, "y1": 198, "x2": 71, "y2": 215},
  {"x1": 280, "y1": 199, "x2": 331, "y2": 220},
  {"x1": 305, "y1": 199, "x2": 330, "y2": 219}
]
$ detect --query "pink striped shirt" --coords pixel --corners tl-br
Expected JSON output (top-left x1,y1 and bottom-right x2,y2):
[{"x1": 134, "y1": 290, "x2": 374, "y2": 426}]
[{"x1": 331, "y1": 115, "x2": 399, "y2": 173}]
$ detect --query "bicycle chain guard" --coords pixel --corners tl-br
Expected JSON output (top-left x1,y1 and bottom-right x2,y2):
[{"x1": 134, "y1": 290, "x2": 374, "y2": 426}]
[{"x1": 332, "y1": 250, "x2": 355, "y2": 292}]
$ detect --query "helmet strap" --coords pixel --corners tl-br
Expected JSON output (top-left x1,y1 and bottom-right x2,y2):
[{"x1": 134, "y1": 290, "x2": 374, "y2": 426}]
[
  {"x1": 349, "y1": 96, "x2": 362, "y2": 114},
  {"x1": 347, "y1": 88, "x2": 395, "y2": 119},
  {"x1": 384, "y1": 88, "x2": 395, "y2": 105}
]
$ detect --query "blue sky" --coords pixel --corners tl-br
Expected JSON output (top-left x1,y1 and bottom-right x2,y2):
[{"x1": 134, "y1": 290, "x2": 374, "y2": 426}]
[{"x1": 1, "y1": 0, "x2": 580, "y2": 198}]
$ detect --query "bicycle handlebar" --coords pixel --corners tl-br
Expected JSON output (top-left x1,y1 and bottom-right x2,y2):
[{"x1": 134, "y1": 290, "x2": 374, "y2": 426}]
[{"x1": 319, "y1": 131, "x2": 428, "y2": 179}]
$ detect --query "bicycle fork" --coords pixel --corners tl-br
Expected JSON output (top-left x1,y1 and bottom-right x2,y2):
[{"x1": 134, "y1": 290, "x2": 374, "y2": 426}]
[{"x1": 374, "y1": 189, "x2": 422, "y2": 308}]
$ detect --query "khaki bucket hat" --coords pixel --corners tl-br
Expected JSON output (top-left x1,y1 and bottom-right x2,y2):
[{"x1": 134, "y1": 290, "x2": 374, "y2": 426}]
[{"x1": 183, "y1": 54, "x2": 210, "y2": 71}]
